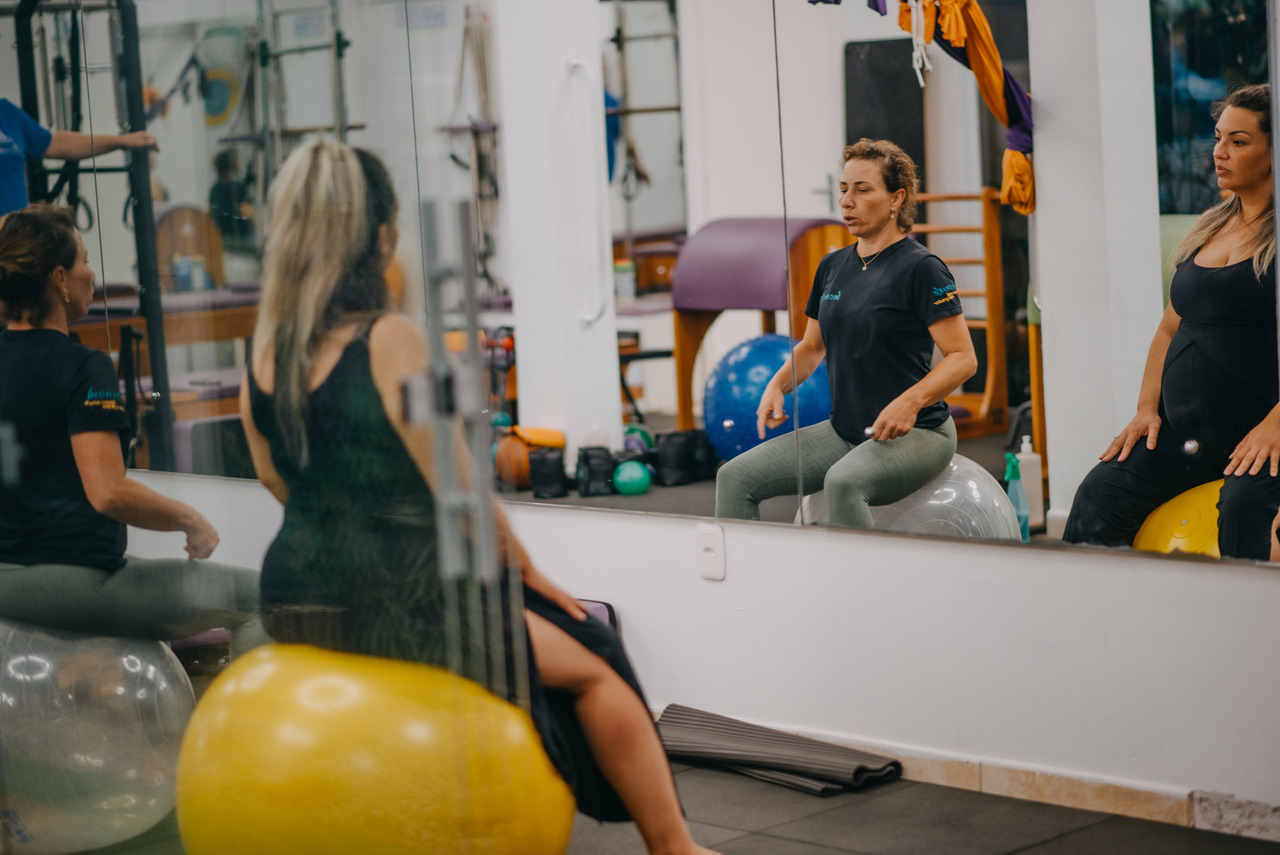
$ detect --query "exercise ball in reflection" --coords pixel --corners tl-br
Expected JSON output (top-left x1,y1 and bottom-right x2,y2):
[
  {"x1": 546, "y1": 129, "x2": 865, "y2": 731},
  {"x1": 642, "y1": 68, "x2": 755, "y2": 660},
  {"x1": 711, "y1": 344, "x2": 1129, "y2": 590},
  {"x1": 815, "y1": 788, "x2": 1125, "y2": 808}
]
[
  {"x1": 703, "y1": 334, "x2": 831, "y2": 461},
  {"x1": 177, "y1": 644, "x2": 575, "y2": 855},
  {"x1": 798, "y1": 454, "x2": 1021, "y2": 540},
  {"x1": 0, "y1": 619, "x2": 195, "y2": 854},
  {"x1": 1133, "y1": 479, "x2": 1222, "y2": 557}
]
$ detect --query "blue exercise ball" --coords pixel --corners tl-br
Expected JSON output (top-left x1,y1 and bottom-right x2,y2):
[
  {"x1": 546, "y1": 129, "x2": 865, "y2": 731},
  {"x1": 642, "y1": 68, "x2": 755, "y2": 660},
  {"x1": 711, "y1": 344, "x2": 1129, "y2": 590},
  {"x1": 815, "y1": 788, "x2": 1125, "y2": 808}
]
[{"x1": 703, "y1": 334, "x2": 831, "y2": 461}]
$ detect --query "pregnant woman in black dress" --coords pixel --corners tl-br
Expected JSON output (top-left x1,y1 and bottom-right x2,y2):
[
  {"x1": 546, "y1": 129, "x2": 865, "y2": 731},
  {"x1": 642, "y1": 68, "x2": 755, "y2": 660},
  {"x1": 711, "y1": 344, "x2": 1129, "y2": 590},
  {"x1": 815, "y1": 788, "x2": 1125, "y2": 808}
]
[{"x1": 1064, "y1": 84, "x2": 1279, "y2": 559}]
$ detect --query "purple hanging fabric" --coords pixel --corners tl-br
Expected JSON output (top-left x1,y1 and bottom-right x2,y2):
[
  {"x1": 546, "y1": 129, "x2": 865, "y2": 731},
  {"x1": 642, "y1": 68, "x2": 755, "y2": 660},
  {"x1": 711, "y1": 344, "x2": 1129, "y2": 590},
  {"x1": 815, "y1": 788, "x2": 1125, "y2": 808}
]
[{"x1": 867, "y1": 0, "x2": 889, "y2": 13}]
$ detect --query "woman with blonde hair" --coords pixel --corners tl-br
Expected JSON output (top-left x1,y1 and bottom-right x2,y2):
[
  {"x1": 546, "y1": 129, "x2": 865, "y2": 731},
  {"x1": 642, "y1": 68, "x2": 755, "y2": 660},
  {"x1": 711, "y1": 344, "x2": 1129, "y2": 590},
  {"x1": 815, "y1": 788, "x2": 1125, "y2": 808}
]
[
  {"x1": 240, "y1": 140, "x2": 716, "y2": 855},
  {"x1": 1064, "y1": 83, "x2": 1279, "y2": 558}
]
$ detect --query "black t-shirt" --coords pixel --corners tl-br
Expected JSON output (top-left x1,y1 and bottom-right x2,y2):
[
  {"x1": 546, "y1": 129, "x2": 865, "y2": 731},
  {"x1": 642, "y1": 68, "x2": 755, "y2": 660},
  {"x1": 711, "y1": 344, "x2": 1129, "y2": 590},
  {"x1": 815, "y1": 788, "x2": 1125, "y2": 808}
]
[
  {"x1": 805, "y1": 238, "x2": 964, "y2": 443},
  {"x1": 0, "y1": 329, "x2": 130, "y2": 570}
]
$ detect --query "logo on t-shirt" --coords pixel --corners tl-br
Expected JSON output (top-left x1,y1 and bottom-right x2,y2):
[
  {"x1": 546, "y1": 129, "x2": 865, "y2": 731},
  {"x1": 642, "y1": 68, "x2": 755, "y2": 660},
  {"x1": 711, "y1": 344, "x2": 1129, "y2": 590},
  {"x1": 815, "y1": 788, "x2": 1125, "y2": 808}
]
[
  {"x1": 820, "y1": 291, "x2": 841, "y2": 302},
  {"x1": 84, "y1": 387, "x2": 124, "y2": 412},
  {"x1": 932, "y1": 281, "x2": 958, "y2": 306}
]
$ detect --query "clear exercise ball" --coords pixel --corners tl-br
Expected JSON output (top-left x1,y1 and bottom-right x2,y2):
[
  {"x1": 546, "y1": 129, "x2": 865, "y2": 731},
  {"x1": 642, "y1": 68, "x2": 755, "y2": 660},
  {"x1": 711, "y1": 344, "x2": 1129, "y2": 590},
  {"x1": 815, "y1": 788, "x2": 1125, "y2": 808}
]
[
  {"x1": 797, "y1": 454, "x2": 1022, "y2": 540},
  {"x1": 177, "y1": 644, "x2": 576, "y2": 855},
  {"x1": 0, "y1": 619, "x2": 195, "y2": 854}
]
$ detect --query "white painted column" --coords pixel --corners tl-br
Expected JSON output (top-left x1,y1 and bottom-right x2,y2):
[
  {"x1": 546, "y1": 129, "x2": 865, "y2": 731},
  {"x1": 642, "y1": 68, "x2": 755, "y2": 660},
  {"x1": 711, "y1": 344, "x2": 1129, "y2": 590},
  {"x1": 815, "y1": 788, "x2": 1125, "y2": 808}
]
[
  {"x1": 1027, "y1": 0, "x2": 1164, "y2": 536},
  {"x1": 489, "y1": 0, "x2": 623, "y2": 455},
  {"x1": 676, "y1": 0, "x2": 846, "y2": 416}
]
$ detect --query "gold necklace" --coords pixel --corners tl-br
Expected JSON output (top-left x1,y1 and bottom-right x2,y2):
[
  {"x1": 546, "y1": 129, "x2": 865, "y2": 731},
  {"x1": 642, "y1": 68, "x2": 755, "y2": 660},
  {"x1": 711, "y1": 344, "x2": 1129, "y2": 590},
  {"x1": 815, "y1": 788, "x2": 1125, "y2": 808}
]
[{"x1": 858, "y1": 245, "x2": 887, "y2": 270}]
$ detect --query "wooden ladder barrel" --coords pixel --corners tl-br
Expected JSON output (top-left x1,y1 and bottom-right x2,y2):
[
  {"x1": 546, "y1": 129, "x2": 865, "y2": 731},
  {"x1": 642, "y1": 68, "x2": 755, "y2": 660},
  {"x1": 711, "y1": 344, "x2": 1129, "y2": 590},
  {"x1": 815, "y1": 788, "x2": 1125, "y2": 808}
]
[{"x1": 913, "y1": 188, "x2": 1008, "y2": 440}]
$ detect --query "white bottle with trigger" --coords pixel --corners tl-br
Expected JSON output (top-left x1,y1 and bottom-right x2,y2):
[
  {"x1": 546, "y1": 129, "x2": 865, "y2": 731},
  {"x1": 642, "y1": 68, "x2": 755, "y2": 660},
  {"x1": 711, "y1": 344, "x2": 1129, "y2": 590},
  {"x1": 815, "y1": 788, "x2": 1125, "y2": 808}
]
[{"x1": 1017, "y1": 434, "x2": 1044, "y2": 530}]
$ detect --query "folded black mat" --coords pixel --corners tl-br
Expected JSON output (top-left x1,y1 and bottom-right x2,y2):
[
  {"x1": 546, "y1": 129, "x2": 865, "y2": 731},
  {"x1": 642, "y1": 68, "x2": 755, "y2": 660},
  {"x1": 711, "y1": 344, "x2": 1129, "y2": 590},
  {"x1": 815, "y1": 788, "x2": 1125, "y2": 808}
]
[{"x1": 658, "y1": 704, "x2": 902, "y2": 796}]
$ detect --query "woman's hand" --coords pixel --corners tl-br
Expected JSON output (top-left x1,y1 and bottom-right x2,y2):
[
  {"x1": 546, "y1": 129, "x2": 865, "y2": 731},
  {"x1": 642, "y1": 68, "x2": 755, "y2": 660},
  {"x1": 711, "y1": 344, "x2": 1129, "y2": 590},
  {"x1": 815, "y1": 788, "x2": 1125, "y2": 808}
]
[
  {"x1": 1101, "y1": 411, "x2": 1161, "y2": 462},
  {"x1": 522, "y1": 563, "x2": 587, "y2": 621},
  {"x1": 867, "y1": 394, "x2": 920, "y2": 441},
  {"x1": 183, "y1": 513, "x2": 219, "y2": 560},
  {"x1": 1225, "y1": 411, "x2": 1280, "y2": 477},
  {"x1": 756, "y1": 386, "x2": 788, "y2": 439}
]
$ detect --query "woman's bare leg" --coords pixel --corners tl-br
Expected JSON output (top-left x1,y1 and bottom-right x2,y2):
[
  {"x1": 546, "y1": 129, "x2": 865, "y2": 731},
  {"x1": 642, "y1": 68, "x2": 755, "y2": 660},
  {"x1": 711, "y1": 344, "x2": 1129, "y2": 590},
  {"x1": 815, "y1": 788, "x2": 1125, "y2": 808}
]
[{"x1": 526, "y1": 611, "x2": 718, "y2": 855}]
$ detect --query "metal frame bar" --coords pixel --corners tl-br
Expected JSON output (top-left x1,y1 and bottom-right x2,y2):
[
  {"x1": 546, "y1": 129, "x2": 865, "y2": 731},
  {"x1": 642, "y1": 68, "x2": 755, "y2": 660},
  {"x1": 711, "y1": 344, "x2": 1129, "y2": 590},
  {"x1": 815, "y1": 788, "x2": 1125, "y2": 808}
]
[{"x1": 13, "y1": 0, "x2": 175, "y2": 470}]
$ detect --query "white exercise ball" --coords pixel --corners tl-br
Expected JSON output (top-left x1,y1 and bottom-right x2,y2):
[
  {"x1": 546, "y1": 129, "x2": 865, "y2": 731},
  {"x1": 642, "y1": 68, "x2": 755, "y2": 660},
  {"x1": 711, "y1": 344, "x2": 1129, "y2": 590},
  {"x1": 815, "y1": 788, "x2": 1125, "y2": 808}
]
[
  {"x1": 797, "y1": 454, "x2": 1021, "y2": 540},
  {"x1": 0, "y1": 619, "x2": 195, "y2": 854}
]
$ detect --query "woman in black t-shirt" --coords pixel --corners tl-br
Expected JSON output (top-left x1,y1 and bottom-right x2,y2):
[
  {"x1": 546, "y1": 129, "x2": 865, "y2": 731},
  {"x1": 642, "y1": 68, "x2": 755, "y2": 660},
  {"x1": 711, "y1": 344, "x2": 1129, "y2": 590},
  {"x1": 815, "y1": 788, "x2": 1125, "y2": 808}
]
[
  {"x1": 716, "y1": 139, "x2": 978, "y2": 527},
  {"x1": 1064, "y1": 84, "x2": 1280, "y2": 560},
  {"x1": 0, "y1": 204, "x2": 265, "y2": 653}
]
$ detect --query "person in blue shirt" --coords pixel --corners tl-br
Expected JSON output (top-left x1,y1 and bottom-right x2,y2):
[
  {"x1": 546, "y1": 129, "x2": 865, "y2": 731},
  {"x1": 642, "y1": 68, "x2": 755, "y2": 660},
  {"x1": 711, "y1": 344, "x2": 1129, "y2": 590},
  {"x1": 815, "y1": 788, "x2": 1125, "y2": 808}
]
[{"x1": 0, "y1": 97, "x2": 158, "y2": 216}]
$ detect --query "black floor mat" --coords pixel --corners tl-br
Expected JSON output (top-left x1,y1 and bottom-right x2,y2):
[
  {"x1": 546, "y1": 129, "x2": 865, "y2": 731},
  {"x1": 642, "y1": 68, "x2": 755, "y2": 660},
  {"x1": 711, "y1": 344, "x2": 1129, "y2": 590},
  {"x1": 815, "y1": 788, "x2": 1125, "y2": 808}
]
[{"x1": 658, "y1": 703, "x2": 902, "y2": 796}]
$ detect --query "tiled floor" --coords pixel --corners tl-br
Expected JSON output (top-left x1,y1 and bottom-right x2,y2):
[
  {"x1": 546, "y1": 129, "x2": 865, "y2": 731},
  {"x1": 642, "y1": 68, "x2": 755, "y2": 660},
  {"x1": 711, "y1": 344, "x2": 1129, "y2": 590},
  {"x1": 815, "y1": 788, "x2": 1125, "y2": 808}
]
[
  {"x1": 77, "y1": 764, "x2": 1279, "y2": 854},
  {"x1": 567, "y1": 765, "x2": 1280, "y2": 855}
]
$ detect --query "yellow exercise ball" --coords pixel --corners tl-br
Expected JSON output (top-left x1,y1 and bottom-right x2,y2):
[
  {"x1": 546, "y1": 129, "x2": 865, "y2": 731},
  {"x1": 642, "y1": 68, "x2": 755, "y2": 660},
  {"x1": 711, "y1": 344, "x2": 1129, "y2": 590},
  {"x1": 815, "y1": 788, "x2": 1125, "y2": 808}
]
[
  {"x1": 1132, "y1": 479, "x2": 1223, "y2": 558},
  {"x1": 176, "y1": 644, "x2": 575, "y2": 855}
]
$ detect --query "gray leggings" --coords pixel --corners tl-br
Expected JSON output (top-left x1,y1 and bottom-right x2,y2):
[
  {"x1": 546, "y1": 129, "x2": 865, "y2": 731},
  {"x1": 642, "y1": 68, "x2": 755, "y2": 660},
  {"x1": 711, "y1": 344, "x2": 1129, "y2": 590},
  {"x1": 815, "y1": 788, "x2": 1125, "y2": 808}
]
[
  {"x1": 716, "y1": 418, "x2": 957, "y2": 528},
  {"x1": 0, "y1": 555, "x2": 269, "y2": 658}
]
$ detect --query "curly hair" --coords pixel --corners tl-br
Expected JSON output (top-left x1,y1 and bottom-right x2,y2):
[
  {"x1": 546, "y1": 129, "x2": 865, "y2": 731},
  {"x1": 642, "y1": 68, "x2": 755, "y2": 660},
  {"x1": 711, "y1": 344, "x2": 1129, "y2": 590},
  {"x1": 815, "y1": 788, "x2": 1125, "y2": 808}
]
[
  {"x1": 0, "y1": 204, "x2": 79, "y2": 325},
  {"x1": 842, "y1": 138, "x2": 920, "y2": 232}
]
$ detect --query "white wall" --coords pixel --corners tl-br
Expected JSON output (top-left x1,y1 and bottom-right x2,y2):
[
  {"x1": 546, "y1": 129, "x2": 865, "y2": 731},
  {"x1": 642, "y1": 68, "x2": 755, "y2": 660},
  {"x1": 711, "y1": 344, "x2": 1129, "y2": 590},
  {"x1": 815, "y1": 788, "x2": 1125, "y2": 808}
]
[
  {"x1": 489, "y1": 0, "x2": 624, "y2": 454},
  {"x1": 126, "y1": 470, "x2": 1280, "y2": 812},
  {"x1": 1027, "y1": 0, "x2": 1165, "y2": 534}
]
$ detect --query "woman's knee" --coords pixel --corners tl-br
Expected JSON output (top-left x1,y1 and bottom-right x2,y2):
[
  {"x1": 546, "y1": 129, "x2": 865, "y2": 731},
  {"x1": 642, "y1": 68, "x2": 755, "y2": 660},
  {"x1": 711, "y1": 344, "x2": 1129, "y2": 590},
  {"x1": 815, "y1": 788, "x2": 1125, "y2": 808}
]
[{"x1": 822, "y1": 467, "x2": 867, "y2": 508}]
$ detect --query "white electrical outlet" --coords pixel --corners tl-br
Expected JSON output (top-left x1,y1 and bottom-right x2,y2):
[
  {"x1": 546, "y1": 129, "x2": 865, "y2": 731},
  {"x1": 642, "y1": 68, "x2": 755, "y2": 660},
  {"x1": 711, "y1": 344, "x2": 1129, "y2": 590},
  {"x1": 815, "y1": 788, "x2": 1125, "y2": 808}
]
[{"x1": 695, "y1": 522, "x2": 725, "y2": 581}]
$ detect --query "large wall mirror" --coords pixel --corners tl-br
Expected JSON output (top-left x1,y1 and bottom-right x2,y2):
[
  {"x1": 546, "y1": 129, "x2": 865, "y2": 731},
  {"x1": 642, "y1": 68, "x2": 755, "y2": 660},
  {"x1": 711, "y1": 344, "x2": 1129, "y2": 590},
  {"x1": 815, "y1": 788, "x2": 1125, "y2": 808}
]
[{"x1": 2, "y1": 0, "x2": 1274, "y2": 566}]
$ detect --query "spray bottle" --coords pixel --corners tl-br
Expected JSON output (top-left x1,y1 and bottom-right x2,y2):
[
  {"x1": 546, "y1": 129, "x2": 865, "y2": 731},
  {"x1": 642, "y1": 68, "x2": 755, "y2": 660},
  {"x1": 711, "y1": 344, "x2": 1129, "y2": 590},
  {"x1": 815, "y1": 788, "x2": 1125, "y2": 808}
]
[
  {"x1": 1017, "y1": 435, "x2": 1044, "y2": 531},
  {"x1": 1004, "y1": 452, "x2": 1031, "y2": 543}
]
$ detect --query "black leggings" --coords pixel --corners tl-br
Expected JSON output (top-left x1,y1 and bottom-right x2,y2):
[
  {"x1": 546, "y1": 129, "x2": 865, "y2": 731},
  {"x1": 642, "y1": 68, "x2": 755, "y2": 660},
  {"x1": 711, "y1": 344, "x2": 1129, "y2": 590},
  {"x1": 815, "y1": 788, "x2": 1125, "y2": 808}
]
[{"x1": 1063, "y1": 434, "x2": 1280, "y2": 560}]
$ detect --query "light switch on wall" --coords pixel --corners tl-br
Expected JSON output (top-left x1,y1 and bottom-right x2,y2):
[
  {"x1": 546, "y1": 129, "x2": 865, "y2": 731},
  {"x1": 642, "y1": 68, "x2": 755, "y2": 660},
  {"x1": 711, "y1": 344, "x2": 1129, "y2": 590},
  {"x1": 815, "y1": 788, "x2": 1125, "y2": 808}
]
[{"x1": 695, "y1": 522, "x2": 725, "y2": 581}]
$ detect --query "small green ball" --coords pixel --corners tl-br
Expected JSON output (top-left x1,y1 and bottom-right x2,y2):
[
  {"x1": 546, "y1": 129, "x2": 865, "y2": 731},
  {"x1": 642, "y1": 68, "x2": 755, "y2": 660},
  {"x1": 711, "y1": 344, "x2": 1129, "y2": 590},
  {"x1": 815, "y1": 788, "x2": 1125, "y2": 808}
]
[
  {"x1": 492, "y1": 411, "x2": 514, "y2": 429},
  {"x1": 613, "y1": 460, "x2": 652, "y2": 495}
]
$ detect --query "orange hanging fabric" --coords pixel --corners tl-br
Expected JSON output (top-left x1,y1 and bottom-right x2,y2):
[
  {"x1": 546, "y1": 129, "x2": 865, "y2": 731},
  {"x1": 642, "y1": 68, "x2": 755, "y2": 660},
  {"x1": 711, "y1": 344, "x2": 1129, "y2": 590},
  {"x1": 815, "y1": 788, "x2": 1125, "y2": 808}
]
[{"x1": 895, "y1": 0, "x2": 1035, "y2": 213}]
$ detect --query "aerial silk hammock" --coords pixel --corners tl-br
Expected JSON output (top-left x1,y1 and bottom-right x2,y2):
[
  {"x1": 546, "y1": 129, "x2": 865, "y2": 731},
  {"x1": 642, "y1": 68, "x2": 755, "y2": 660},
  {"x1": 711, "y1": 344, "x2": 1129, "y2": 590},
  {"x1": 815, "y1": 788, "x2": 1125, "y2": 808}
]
[{"x1": 855, "y1": 0, "x2": 1037, "y2": 214}]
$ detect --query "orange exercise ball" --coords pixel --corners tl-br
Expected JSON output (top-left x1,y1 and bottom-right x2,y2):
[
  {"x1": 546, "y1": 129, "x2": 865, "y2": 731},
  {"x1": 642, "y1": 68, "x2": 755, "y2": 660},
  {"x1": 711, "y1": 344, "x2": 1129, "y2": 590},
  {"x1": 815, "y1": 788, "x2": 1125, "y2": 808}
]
[
  {"x1": 1132, "y1": 479, "x2": 1223, "y2": 558},
  {"x1": 495, "y1": 434, "x2": 532, "y2": 489},
  {"x1": 177, "y1": 644, "x2": 574, "y2": 855}
]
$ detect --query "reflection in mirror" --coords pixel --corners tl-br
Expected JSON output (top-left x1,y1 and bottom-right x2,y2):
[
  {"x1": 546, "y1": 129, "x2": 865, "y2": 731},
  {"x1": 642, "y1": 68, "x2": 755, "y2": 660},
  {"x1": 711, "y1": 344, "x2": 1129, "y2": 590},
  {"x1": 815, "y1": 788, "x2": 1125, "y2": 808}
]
[{"x1": 7, "y1": 0, "x2": 1271, "y2": 564}]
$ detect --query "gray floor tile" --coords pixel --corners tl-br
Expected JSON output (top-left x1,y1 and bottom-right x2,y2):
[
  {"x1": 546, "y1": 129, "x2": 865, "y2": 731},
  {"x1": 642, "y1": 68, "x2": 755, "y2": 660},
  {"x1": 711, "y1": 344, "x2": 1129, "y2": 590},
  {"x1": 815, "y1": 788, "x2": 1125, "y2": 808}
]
[
  {"x1": 763, "y1": 782, "x2": 1110, "y2": 855},
  {"x1": 567, "y1": 814, "x2": 747, "y2": 854},
  {"x1": 719, "y1": 832, "x2": 870, "y2": 854},
  {"x1": 1014, "y1": 816, "x2": 1280, "y2": 854},
  {"x1": 673, "y1": 766, "x2": 913, "y2": 833}
]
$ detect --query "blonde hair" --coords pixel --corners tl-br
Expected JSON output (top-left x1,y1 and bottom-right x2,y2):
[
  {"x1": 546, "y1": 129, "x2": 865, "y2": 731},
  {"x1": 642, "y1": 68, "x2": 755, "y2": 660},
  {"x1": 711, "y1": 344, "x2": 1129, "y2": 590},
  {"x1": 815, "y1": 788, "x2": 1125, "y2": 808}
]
[
  {"x1": 254, "y1": 140, "x2": 395, "y2": 467},
  {"x1": 1170, "y1": 84, "x2": 1275, "y2": 281}
]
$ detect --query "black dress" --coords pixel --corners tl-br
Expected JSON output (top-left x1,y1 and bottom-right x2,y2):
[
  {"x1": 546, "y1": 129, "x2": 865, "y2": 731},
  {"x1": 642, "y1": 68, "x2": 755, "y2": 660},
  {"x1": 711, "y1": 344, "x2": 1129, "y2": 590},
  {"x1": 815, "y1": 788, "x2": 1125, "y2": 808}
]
[
  {"x1": 1063, "y1": 256, "x2": 1280, "y2": 559},
  {"x1": 247, "y1": 320, "x2": 643, "y2": 820}
]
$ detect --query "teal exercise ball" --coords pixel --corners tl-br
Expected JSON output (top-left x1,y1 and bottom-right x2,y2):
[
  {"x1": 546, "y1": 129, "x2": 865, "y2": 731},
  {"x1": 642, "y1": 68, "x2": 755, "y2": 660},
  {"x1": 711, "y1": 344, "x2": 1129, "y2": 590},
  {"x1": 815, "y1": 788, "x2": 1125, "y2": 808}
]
[{"x1": 613, "y1": 460, "x2": 652, "y2": 495}]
